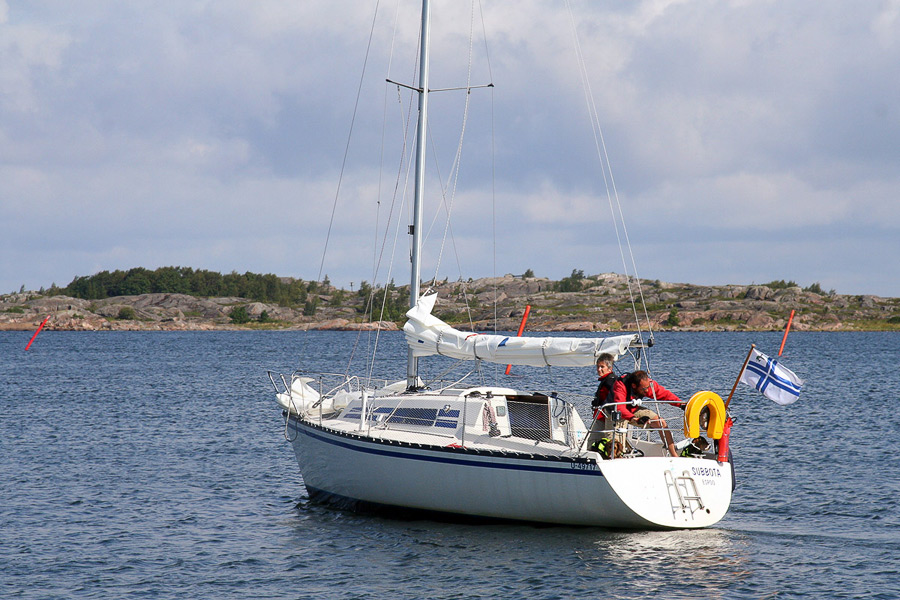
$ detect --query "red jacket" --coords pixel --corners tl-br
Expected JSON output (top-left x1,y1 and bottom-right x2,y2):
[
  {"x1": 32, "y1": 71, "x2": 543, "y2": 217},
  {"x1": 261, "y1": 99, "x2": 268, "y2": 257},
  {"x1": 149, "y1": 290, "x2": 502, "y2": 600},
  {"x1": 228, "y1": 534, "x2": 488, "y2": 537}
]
[{"x1": 611, "y1": 379, "x2": 683, "y2": 420}]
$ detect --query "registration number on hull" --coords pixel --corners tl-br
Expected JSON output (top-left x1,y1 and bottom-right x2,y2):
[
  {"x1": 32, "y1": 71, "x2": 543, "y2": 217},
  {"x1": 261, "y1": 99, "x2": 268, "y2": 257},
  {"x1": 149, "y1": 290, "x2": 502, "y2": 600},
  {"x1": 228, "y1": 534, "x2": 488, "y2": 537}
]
[{"x1": 570, "y1": 461, "x2": 599, "y2": 471}]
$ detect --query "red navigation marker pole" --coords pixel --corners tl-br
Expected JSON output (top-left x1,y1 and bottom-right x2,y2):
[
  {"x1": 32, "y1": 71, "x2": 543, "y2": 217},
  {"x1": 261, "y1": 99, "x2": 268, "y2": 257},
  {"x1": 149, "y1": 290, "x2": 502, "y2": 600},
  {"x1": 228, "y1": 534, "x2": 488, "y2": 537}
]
[
  {"x1": 505, "y1": 305, "x2": 531, "y2": 375},
  {"x1": 778, "y1": 309, "x2": 795, "y2": 357},
  {"x1": 25, "y1": 316, "x2": 50, "y2": 351}
]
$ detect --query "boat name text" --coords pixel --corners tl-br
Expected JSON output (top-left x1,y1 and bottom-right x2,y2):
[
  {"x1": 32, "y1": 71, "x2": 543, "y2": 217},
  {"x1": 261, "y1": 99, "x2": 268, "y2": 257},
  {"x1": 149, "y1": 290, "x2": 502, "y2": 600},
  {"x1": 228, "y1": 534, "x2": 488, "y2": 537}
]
[{"x1": 691, "y1": 466, "x2": 721, "y2": 478}]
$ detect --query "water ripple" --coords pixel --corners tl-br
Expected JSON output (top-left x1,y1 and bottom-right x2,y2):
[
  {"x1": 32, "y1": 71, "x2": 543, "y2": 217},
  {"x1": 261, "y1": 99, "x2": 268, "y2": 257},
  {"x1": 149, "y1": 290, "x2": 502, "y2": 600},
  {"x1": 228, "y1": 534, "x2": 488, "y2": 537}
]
[{"x1": 1, "y1": 330, "x2": 898, "y2": 599}]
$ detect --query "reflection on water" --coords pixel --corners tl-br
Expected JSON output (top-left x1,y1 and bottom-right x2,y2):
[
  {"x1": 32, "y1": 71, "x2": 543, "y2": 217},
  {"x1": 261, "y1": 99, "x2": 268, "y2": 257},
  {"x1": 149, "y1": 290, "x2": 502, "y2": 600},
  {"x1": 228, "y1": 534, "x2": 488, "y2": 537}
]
[
  {"x1": 592, "y1": 530, "x2": 751, "y2": 599},
  {"x1": 288, "y1": 496, "x2": 757, "y2": 600}
]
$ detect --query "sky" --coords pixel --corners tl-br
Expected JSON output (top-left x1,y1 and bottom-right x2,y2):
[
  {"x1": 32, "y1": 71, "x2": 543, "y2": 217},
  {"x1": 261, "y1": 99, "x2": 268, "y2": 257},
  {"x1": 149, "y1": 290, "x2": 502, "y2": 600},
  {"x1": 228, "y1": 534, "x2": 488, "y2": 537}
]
[{"x1": 2, "y1": 0, "x2": 899, "y2": 297}]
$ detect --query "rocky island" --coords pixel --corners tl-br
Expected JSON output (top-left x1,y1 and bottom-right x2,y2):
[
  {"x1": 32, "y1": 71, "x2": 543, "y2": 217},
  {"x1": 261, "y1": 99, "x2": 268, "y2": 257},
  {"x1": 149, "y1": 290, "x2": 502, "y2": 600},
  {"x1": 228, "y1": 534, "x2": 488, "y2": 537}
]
[{"x1": 2, "y1": 271, "x2": 899, "y2": 333}]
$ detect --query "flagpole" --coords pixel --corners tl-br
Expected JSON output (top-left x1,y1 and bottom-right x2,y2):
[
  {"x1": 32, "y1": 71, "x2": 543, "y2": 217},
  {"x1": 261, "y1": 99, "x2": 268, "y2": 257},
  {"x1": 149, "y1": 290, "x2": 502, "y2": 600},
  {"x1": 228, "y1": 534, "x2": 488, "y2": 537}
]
[{"x1": 725, "y1": 343, "x2": 755, "y2": 410}]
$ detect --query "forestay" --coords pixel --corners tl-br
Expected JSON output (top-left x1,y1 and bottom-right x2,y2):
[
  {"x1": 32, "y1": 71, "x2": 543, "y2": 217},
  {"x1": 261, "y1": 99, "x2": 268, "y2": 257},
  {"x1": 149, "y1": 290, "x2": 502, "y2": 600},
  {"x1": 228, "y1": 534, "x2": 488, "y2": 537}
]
[{"x1": 403, "y1": 293, "x2": 638, "y2": 367}]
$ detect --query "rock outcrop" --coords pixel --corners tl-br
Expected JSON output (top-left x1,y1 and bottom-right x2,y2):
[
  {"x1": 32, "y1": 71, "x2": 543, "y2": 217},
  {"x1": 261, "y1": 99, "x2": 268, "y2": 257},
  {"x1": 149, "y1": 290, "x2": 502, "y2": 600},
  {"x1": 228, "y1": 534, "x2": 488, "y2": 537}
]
[{"x1": 1, "y1": 273, "x2": 897, "y2": 332}]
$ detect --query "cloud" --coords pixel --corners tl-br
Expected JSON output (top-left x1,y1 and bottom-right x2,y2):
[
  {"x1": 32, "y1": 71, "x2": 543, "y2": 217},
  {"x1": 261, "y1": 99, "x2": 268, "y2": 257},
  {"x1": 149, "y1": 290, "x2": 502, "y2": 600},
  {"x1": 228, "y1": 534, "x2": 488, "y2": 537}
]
[{"x1": 1, "y1": 1, "x2": 899, "y2": 296}]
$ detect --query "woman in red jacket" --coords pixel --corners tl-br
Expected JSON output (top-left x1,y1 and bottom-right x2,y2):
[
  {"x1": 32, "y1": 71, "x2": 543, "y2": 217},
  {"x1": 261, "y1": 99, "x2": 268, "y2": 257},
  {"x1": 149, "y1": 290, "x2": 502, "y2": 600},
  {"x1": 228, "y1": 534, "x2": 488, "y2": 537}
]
[{"x1": 612, "y1": 370, "x2": 684, "y2": 458}]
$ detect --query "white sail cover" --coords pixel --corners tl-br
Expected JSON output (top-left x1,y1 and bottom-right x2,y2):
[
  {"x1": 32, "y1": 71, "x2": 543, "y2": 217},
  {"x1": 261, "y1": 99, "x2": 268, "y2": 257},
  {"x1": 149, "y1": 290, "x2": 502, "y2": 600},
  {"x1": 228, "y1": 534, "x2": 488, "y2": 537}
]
[{"x1": 403, "y1": 293, "x2": 638, "y2": 368}]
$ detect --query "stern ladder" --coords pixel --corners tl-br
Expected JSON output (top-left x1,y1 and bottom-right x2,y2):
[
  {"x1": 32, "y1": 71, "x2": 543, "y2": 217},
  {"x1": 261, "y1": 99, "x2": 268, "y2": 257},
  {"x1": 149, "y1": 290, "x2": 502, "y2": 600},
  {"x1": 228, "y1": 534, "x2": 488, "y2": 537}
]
[{"x1": 665, "y1": 470, "x2": 705, "y2": 516}]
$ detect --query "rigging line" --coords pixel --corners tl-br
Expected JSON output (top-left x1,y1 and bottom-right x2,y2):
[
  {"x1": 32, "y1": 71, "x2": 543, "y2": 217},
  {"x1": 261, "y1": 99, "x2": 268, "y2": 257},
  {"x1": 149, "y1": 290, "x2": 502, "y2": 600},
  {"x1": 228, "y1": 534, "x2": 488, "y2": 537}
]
[
  {"x1": 420, "y1": 1, "x2": 480, "y2": 333},
  {"x1": 422, "y1": 133, "x2": 462, "y2": 285},
  {"x1": 370, "y1": 4, "x2": 427, "y2": 377},
  {"x1": 379, "y1": 0, "x2": 422, "y2": 295},
  {"x1": 425, "y1": 136, "x2": 454, "y2": 286},
  {"x1": 426, "y1": 137, "x2": 476, "y2": 330},
  {"x1": 368, "y1": 92, "x2": 418, "y2": 384},
  {"x1": 423, "y1": 159, "x2": 477, "y2": 331},
  {"x1": 422, "y1": 128, "x2": 477, "y2": 331},
  {"x1": 426, "y1": 357, "x2": 471, "y2": 388},
  {"x1": 472, "y1": 0, "x2": 499, "y2": 330},
  {"x1": 316, "y1": 0, "x2": 383, "y2": 285},
  {"x1": 416, "y1": 109, "x2": 468, "y2": 312},
  {"x1": 476, "y1": 0, "x2": 495, "y2": 82},
  {"x1": 420, "y1": 98, "x2": 467, "y2": 263},
  {"x1": 422, "y1": 131, "x2": 450, "y2": 262},
  {"x1": 478, "y1": 0, "x2": 500, "y2": 383},
  {"x1": 366, "y1": 0, "x2": 421, "y2": 379},
  {"x1": 370, "y1": 153, "x2": 413, "y2": 378},
  {"x1": 363, "y1": 28, "x2": 421, "y2": 382},
  {"x1": 429, "y1": 93, "x2": 469, "y2": 284},
  {"x1": 421, "y1": 112, "x2": 476, "y2": 306},
  {"x1": 570, "y1": 15, "x2": 654, "y2": 349},
  {"x1": 367, "y1": 206, "x2": 408, "y2": 384},
  {"x1": 585, "y1": 81, "x2": 654, "y2": 348},
  {"x1": 359, "y1": 0, "x2": 416, "y2": 320},
  {"x1": 432, "y1": 367, "x2": 479, "y2": 393},
  {"x1": 490, "y1": 60, "x2": 498, "y2": 378},
  {"x1": 564, "y1": 2, "x2": 653, "y2": 357},
  {"x1": 365, "y1": 3, "x2": 437, "y2": 382},
  {"x1": 562, "y1": 3, "x2": 632, "y2": 318},
  {"x1": 431, "y1": 0, "x2": 478, "y2": 286},
  {"x1": 353, "y1": 0, "x2": 410, "y2": 380},
  {"x1": 364, "y1": 85, "x2": 416, "y2": 379}
]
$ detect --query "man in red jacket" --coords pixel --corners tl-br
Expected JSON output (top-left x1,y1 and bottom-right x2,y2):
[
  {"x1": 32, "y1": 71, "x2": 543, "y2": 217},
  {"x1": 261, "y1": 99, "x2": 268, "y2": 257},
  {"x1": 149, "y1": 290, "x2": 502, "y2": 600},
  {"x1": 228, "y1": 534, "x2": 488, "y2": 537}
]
[{"x1": 612, "y1": 370, "x2": 684, "y2": 458}]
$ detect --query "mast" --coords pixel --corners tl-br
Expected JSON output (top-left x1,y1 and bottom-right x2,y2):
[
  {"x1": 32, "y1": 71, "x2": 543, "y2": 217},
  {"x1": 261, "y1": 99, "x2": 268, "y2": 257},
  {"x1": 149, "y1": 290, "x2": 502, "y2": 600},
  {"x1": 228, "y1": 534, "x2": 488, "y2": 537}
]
[{"x1": 407, "y1": 0, "x2": 431, "y2": 390}]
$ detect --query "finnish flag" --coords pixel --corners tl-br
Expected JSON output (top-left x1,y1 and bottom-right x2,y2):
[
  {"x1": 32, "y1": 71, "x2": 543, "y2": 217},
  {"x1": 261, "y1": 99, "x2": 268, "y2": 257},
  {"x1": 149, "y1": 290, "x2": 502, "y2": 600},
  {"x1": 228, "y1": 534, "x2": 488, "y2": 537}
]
[{"x1": 740, "y1": 348, "x2": 804, "y2": 405}]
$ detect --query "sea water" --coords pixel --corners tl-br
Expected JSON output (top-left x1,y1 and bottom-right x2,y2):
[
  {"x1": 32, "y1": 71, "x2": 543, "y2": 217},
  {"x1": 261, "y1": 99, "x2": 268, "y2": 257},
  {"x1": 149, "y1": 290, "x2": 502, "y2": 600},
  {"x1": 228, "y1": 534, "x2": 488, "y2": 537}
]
[{"x1": 1, "y1": 330, "x2": 898, "y2": 599}]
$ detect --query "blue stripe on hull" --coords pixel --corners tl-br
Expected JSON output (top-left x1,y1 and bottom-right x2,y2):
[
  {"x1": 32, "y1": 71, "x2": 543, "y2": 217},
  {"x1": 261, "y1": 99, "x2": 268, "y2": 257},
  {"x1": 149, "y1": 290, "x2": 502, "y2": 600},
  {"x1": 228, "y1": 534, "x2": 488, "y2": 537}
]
[{"x1": 290, "y1": 418, "x2": 604, "y2": 477}]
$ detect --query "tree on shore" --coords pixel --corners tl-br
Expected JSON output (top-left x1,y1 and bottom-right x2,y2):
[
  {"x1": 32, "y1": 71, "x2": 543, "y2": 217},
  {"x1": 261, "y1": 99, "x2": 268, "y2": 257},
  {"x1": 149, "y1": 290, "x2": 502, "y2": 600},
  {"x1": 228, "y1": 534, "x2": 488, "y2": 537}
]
[
  {"x1": 230, "y1": 305, "x2": 250, "y2": 324},
  {"x1": 63, "y1": 267, "x2": 309, "y2": 305}
]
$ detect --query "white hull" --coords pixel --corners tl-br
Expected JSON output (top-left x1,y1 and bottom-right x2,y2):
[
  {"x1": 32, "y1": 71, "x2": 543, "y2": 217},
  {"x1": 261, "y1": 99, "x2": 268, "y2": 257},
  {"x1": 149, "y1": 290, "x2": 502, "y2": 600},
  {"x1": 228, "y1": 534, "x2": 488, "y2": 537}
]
[
  {"x1": 268, "y1": 0, "x2": 737, "y2": 531},
  {"x1": 286, "y1": 414, "x2": 732, "y2": 529}
]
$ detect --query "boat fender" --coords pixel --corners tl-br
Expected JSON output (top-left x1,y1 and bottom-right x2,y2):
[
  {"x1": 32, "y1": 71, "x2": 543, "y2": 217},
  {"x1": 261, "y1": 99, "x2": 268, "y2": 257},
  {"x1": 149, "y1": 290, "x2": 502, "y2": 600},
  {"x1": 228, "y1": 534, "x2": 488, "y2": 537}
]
[
  {"x1": 716, "y1": 417, "x2": 734, "y2": 463},
  {"x1": 729, "y1": 447, "x2": 736, "y2": 491},
  {"x1": 683, "y1": 391, "x2": 727, "y2": 439}
]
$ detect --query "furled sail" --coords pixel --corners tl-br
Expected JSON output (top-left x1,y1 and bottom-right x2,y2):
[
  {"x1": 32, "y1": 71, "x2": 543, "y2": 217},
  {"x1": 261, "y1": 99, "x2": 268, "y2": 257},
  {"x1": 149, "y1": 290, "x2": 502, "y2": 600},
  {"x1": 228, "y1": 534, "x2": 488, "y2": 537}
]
[{"x1": 403, "y1": 293, "x2": 638, "y2": 367}]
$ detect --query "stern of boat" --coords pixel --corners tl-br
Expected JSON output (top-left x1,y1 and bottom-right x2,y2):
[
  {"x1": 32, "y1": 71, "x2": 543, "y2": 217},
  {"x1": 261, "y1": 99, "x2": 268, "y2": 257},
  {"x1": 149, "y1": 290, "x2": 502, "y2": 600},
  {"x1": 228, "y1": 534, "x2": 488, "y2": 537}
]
[{"x1": 599, "y1": 455, "x2": 732, "y2": 529}]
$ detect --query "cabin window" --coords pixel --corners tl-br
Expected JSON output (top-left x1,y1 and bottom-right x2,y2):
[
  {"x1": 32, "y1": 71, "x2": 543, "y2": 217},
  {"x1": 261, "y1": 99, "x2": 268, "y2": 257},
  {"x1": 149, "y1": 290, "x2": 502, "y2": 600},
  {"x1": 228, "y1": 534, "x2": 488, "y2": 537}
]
[
  {"x1": 506, "y1": 395, "x2": 552, "y2": 441},
  {"x1": 387, "y1": 407, "x2": 438, "y2": 426}
]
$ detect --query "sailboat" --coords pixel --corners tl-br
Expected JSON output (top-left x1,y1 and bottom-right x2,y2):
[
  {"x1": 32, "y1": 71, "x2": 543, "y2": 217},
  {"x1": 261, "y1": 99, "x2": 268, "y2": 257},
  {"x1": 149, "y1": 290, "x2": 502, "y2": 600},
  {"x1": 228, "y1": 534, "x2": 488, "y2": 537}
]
[{"x1": 268, "y1": 1, "x2": 734, "y2": 529}]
